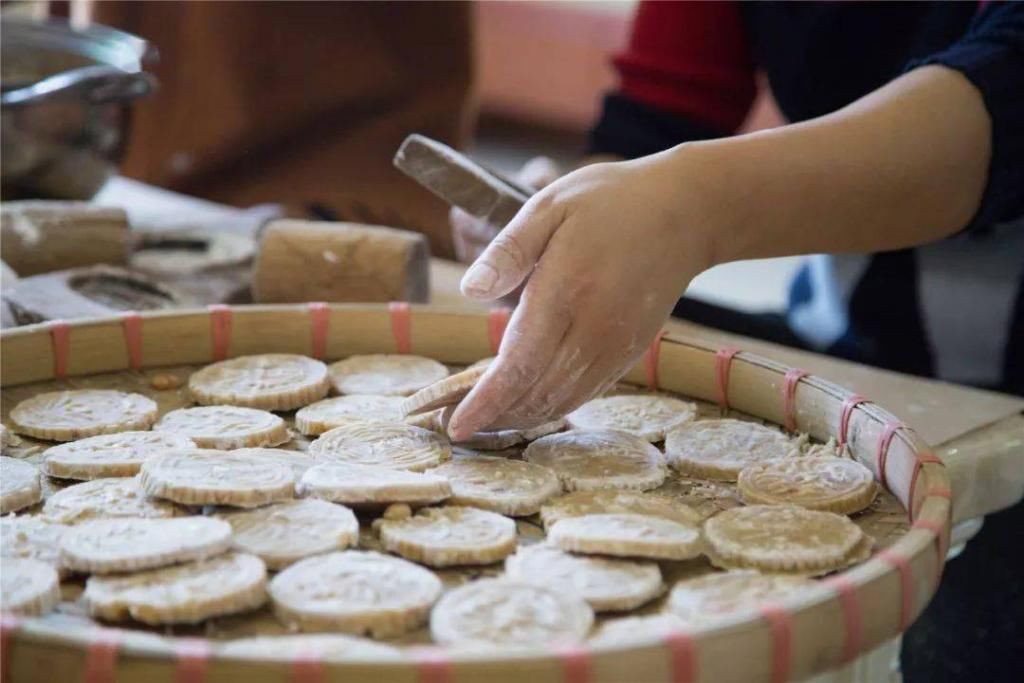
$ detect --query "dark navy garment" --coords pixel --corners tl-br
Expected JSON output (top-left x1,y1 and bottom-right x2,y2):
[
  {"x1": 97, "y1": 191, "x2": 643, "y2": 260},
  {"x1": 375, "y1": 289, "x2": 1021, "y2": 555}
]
[{"x1": 588, "y1": 1, "x2": 1024, "y2": 395}]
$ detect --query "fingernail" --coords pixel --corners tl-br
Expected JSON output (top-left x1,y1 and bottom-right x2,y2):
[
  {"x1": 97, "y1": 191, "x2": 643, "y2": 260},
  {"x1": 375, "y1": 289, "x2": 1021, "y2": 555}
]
[{"x1": 461, "y1": 262, "x2": 498, "y2": 296}]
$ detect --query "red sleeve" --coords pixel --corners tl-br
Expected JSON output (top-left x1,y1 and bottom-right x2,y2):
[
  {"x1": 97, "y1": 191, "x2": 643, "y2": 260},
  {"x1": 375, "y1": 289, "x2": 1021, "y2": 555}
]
[{"x1": 614, "y1": 0, "x2": 757, "y2": 133}]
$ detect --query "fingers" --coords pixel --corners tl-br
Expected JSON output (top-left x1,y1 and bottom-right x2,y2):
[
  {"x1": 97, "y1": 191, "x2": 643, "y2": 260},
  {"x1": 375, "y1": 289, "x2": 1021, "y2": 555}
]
[
  {"x1": 447, "y1": 277, "x2": 570, "y2": 441},
  {"x1": 460, "y1": 191, "x2": 563, "y2": 300}
]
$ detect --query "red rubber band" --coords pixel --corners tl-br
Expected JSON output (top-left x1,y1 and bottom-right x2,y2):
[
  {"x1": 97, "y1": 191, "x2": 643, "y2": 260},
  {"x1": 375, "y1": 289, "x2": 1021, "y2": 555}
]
[
  {"x1": 83, "y1": 630, "x2": 120, "y2": 683},
  {"x1": 389, "y1": 301, "x2": 412, "y2": 354},
  {"x1": 916, "y1": 451, "x2": 943, "y2": 465},
  {"x1": 664, "y1": 629, "x2": 696, "y2": 683},
  {"x1": 875, "y1": 422, "x2": 903, "y2": 491},
  {"x1": 173, "y1": 638, "x2": 210, "y2": 683},
  {"x1": 412, "y1": 646, "x2": 451, "y2": 683},
  {"x1": 912, "y1": 518, "x2": 948, "y2": 586},
  {"x1": 823, "y1": 575, "x2": 862, "y2": 663},
  {"x1": 208, "y1": 304, "x2": 232, "y2": 361},
  {"x1": 912, "y1": 518, "x2": 943, "y2": 535},
  {"x1": 645, "y1": 331, "x2": 666, "y2": 391},
  {"x1": 307, "y1": 302, "x2": 329, "y2": 360},
  {"x1": 121, "y1": 311, "x2": 144, "y2": 370},
  {"x1": 555, "y1": 644, "x2": 591, "y2": 683},
  {"x1": 928, "y1": 486, "x2": 952, "y2": 500},
  {"x1": 877, "y1": 549, "x2": 914, "y2": 631},
  {"x1": 759, "y1": 603, "x2": 792, "y2": 683},
  {"x1": 715, "y1": 347, "x2": 739, "y2": 409},
  {"x1": 290, "y1": 653, "x2": 325, "y2": 683},
  {"x1": 838, "y1": 394, "x2": 867, "y2": 448},
  {"x1": 1, "y1": 614, "x2": 22, "y2": 683},
  {"x1": 781, "y1": 369, "x2": 809, "y2": 432},
  {"x1": 49, "y1": 320, "x2": 70, "y2": 379},
  {"x1": 488, "y1": 306, "x2": 512, "y2": 355}
]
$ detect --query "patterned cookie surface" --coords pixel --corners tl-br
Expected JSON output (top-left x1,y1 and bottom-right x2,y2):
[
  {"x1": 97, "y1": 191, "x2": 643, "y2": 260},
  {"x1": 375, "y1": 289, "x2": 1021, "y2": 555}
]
[
  {"x1": 540, "y1": 489, "x2": 702, "y2": 529},
  {"x1": 567, "y1": 395, "x2": 697, "y2": 441},
  {"x1": 10, "y1": 390, "x2": 158, "y2": 441},
  {"x1": 432, "y1": 456, "x2": 560, "y2": 516},
  {"x1": 524, "y1": 429, "x2": 666, "y2": 492},
  {"x1": 140, "y1": 449, "x2": 296, "y2": 508},
  {"x1": 1, "y1": 557, "x2": 61, "y2": 616},
  {"x1": 328, "y1": 354, "x2": 449, "y2": 396},
  {"x1": 298, "y1": 462, "x2": 451, "y2": 506},
  {"x1": 1, "y1": 456, "x2": 41, "y2": 513},
  {"x1": 667, "y1": 570, "x2": 817, "y2": 625},
  {"x1": 154, "y1": 406, "x2": 288, "y2": 450},
  {"x1": 666, "y1": 419, "x2": 798, "y2": 481},
  {"x1": 309, "y1": 420, "x2": 450, "y2": 472},
  {"x1": 1, "y1": 514, "x2": 70, "y2": 575},
  {"x1": 737, "y1": 456, "x2": 878, "y2": 514},
  {"x1": 295, "y1": 395, "x2": 406, "y2": 436},
  {"x1": 378, "y1": 506, "x2": 517, "y2": 567},
  {"x1": 216, "y1": 498, "x2": 359, "y2": 569},
  {"x1": 189, "y1": 353, "x2": 329, "y2": 410},
  {"x1": 43, "y1": 477, "x2": 185, "y2": 524},
  {"x1": 269, "y1": 550, "x2": 442, "y2": 637},
  {"x1": 41, "y1": 432, "x2": 196, "y2": 480},
  {"x1": 548, "y1": 513, "x2": 703, "y2": 561}
]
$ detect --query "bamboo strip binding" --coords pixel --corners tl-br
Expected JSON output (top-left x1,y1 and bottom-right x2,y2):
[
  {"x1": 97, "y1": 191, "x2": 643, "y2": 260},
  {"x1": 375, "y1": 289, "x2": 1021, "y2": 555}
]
[{"x1": 0, "y1": 304, "x2": 952, "y2": 683}]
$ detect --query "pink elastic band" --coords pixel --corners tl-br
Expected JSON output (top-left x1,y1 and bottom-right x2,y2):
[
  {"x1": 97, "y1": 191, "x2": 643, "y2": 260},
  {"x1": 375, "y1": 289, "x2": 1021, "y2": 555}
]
[
  {"x1": 1, "y1": 614, "x2": 22, "y2": 683},
  {"x1": 715, "y1": 347, "x2": 739, "y2": 409},
  {"x1": 173, "y1": 638, "x2": 210, "y2": 683},
  {"x1": 488, "y1": 307, "x2": 512, "y2": 355},
  {"x1": 663, "y1": 630, "x2": 696, "y2": 683},
  {"x1": 838, "y1": 394, "x2": 867, "y2": 448},
  {"x1": 823, "y1": 575, "x2": 862, "y2": 663},
  {"x1": 555, "y1": 644, "x2": 590, "y2": 683},
  {"x1": 290, "y1": 653, "x2": 325, "y2": 683},
  {"x1": 121, "y1": 311, "x2": 144, "y2": 370},
  {"x1": 389, "y1": 302, "x2": 412, "y2": 354},
  {"x1": 759, "y1": 603, "x2": 792, "y2": 683},
  {"x1": 83, "y1": 630, "x2": 120, "y2": 683},
  {"x1": 875, "y1": 422, "x2": 903, "y2": 492},
  {"x1": 307, "y1": 302, "x2": 329, "y2": 360},
  {"x1": 644, "y1": 331, "x2": 666, "y2": 391},
  {"x1": 781, "y1": 369, "x2": 809, "y2": 432},
  {"x1": 877, "y1": 549, "x2": 914, "y2": 631},
  {"x1": 49, "y1": 320, "x2": 70, "y2": 379},
  {"x1": 412, "y1": 646, "x2": 451, "y2": 683},
  {"x1": 912, "y1": 518, "x2": 948, "y2": 586},
  {"x1": 208, "y1": 304, "x2": 232, "y2": 361},
  {"x1": 928, "y1": 485, "x2": 952, "y2": 500}
]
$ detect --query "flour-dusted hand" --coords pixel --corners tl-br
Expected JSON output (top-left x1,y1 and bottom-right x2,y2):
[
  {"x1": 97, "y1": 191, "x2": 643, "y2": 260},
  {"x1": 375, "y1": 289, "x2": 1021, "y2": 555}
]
[
  {"x1": 447, "y1": 152, "x2": 717, "y2": 439},
  {"x1": 450, "y1": 156, "x2": 560, "y2": 263}
]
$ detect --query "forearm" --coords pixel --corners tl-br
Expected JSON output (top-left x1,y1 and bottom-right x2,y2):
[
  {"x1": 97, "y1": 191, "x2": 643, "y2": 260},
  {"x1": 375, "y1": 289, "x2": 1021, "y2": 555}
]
[{"x1": 678, "y1": 65, "x2": 991, "y2": 264}]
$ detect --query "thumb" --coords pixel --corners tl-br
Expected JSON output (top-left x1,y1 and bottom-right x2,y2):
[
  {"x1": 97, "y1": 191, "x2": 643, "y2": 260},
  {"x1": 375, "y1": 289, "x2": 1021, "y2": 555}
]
[{"x1": 460, "y1": 192, "x2": 563, "y2": 300}]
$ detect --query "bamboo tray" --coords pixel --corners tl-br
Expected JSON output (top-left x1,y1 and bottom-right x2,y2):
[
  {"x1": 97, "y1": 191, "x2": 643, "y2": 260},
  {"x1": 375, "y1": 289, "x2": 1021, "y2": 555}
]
[{"x1": 0, "y1": 304, "x2": 952, "y2": 683}]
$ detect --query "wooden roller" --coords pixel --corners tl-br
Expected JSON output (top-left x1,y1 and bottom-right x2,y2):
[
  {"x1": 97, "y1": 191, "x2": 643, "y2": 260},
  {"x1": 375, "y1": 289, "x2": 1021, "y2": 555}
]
[
  {"x1": 252, "y1": 220, "x2": 430, "y2": 304},
  {"x1": 0, "y1": 201, "x2": 131, "y2": 276}
]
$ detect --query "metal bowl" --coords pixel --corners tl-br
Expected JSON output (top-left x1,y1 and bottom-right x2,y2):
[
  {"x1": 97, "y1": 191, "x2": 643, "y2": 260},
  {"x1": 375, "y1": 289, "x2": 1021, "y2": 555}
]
[{"x1": 1, "y1": 18, "x2": 157, "y2": 199}]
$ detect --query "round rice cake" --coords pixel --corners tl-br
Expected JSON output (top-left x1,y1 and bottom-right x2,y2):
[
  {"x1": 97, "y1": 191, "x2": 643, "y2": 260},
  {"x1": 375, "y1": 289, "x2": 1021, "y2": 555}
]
[
  {"x1": 1, "y1": 456, "x2": 42, "y2": 513},
  {"x1": 540, "y1": 489, "x2": 702, "y2": 529},
  {"x1": 0, "y1": 423, "x2": 13, "y2": 452},
  {"x1": 524, "y1": 429, "x2": 666, "y2": 492},
  {"x1": 309, "y1": 420, "x2": 450, "y2": 471},
  {"x1": 60, "y1": 516, "x2": 233, "y2": 574},
  {"x1": 703, "y1": 504, "x2": 869, "y2": 575},
  {"x1": 430, "y1": 578, "x2": 593, "y2": 648},
  {"x1": 140, "y1": 449, "x2": 295, "y2": 508},
  {"x1": 328, "y1": 354, "x2": 449, "y2": 396},
  {"x1": 43, "y1": 477, "x2": 185, "y2": 524},
  {"x1": 1, "y1": 557, "x2": 61, "y2": 616},
  {"x1": 378, "y1": 506, "x2": 517, "y2": 567},
  {"x1": 268, "y1": 550, "x2": 442, "y2": 637},
  {"x1": 548, "y1": 513, "x2": 703, "y2": 561},
  {"x1": 298, "y1": 462, "x2": 451, "y2": 506},
  {"x1": 1, "y1": 514, "x2": 70, "y2": 575},
  {"x1": 218, "y1": 634, "x2": 399, "y2": 660},
  {"x1": 10, "y1": 390, "x2": 158, "y2": 441},
  {"x1": 215, "y1": 498, "x2": 359, "y2": 569},
  {"x1": 738, "y1": 456, "x2": 878, "y2": 514},
  {"x1": 189, "y1": 353, "x2": 329, "y2": 410},
  {"x1": 399, "y1": 366, "x2": 485, "y2": 416},
  {"x1": 233, "y1": 447, "x2": 317, "y2": 480},
  {"x1": 431, "y1": 456, "x2": 560, "y2": 516},
  {"x1": 153, "y1": 406, "x2": 289, "y2": 450},
  {"x1": 567, "y1": 395, "x2": 697, "y2": 442},
  {"x1": 41, "y1": 431, "x2": 196, "y2": 480},
  {"x1": 667, "y1": 570, "x2": 816, "y2": 625},
  {"x1": 591, "y1": 613, "x2": 691, "y2": 645},
  {"x1": 295, "y1": 395, "x2": 406, "y2": 436},
  {"x1": 505, "y1": 544, "x2": 662, "y2": 612},
  {"x1": 83, "y1": 551, "x2": 267, "y2": 625},
  {"x1": 665, "y1": 419, "x2": 798, "y2": 481}
]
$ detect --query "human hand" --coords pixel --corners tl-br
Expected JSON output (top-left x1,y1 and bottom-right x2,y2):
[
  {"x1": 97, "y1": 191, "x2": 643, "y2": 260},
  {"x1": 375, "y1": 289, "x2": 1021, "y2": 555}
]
[
  {"x1": 447, "y1": 149, "x2": 721, "y2": 439},
  {"x1": 450, "y1": 156, "x2": 561, "y2": 263}
]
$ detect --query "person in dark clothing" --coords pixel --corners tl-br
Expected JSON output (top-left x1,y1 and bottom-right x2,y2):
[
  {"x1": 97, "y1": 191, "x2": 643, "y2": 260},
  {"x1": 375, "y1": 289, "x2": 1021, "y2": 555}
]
[{"x1": 448, "y1": 2, "x2": 1023, "y2": 681}]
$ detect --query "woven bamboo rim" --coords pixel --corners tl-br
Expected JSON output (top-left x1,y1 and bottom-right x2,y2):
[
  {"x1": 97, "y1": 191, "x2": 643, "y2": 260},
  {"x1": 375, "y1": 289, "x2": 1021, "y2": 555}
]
[{"x1": 0, "y1": 303, "x2": 952, "y2": 683}]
